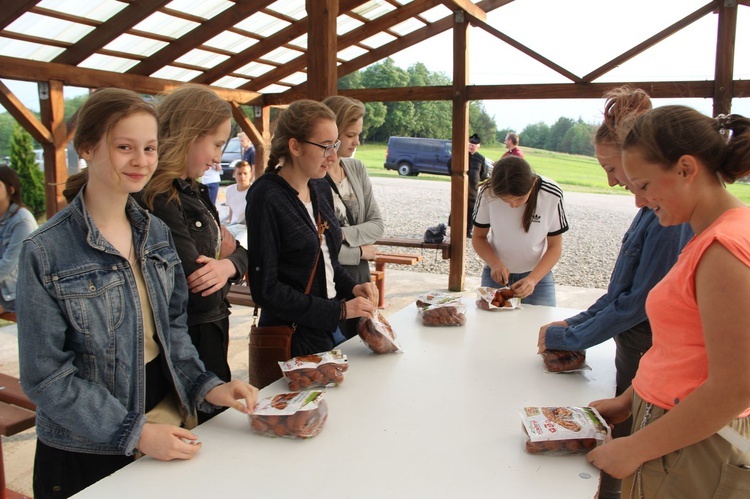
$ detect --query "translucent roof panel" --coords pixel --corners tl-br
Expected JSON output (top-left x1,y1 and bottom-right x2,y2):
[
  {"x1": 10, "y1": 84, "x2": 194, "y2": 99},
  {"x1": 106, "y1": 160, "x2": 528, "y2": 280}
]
[
  {"x1": 266, "y1": 0, "x2": 307, "y2": 21},
  {"x1": 235, "y1": 12, "x2": 290, "y2": 38},
  {"x1": 133, "y1": 12, "x2": 199, "y2": 39},
  {"x1": 79, "y1": 54, "x2": 139, "y2": 73},
  {"x1": 338, "y1": 45, "x2": 368, "y2": 61},
  {"x1": 164, "y1": 0, "x2": 233, "y2": 19},
  {"x1": 204, "y1": 31, "x2": 258, "y2": 53},
  {"x1": 104, "y1": 34, "x2": 168, "y2": 58},
  {"x1": 6, "y1": 13, "x2": 94, "y2": 44},
  {"x1": 337, "y1": 15, "x2": 364, "y2": 35},
  {"x1": 257, "y1": 83, "x2": 290, "y2": 94},
  {"x1": 389, "y1": 18, "x2": 425, "y2": 37},
  {"x1": 392, "y1": 0, "x2": 415, "y2": 5},
  {"x1": 359, "y1": 32, "x2": 397, "y2": 49},
  {"x1": 37, "y1": 0, "x2": 127, "y2": 22},
  {"x1": 352, "y1": 1, "x2": 396, "y2": 21},
  {"x1": 212, "y1": 75, "x2": 252, "y2": 89},
  {"x1": 175, "y1": 49, "x2": 230, "y2": 69},
  {"x1": 419, "y1": 5, "x2": 452, "y2": 23},
  {"x1": 279, "y1": 72, "x2": 307, "y2": 86},
  {"x1": 288, "y1": 35, "x2": 308, "y2": 50},
  {"x1": 150, "y1": 65, "x2": 203, "y2": 82},
  {"x1": 263, "y1": 46, "x2": 304, "y2": 65},
  {"x1": 0, "y1": 38, "x2": 64, "y2": 61},
  {"x1": 235, "y1": 61, "x2": 276, "y2": 78}
]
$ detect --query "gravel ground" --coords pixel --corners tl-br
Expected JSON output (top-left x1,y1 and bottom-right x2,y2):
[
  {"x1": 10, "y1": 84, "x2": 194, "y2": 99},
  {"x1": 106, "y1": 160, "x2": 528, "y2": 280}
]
[{"x1": 370, "y1": 177, "x2": 639, "y2": 289}]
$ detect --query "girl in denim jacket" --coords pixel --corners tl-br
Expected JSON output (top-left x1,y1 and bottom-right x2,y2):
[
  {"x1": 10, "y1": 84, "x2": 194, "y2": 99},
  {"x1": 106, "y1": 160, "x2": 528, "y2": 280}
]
[
  {"x1": 0, "y1": 165, "x2": 37, "y2": 313},
  {"x1": 17, "y1": 88, "x2": 257, "y2": 499}
]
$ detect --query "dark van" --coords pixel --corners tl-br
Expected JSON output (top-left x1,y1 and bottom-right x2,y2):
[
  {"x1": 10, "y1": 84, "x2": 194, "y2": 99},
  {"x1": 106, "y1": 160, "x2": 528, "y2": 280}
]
[{"x1": 384, "y1": 136, "x2": 452, "y2": 176}]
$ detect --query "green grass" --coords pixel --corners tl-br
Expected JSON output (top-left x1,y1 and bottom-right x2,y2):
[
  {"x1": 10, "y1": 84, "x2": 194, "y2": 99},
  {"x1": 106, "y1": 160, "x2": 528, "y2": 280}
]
[{"x1": 356, "y1": 143, "x2": 750, "y2": 202}]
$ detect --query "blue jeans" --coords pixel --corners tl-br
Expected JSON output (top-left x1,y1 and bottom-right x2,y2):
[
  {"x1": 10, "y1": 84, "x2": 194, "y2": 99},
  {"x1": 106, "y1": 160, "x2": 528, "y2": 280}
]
[
  {"x1": 205, "y1": 182, "x2": 220, "y2": 205},
  {"x1": 481, "y1": 266, "x2": 556, "y2": 306},
  {"x1": 331, "y1": 326, "x2": 346, "y2": 346}
]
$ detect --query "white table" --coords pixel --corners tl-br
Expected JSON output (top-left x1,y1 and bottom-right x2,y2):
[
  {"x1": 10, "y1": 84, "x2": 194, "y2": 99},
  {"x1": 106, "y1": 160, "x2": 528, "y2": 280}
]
[{"x1": 75, "y1": 301, "x2": 615, "y2": 498}]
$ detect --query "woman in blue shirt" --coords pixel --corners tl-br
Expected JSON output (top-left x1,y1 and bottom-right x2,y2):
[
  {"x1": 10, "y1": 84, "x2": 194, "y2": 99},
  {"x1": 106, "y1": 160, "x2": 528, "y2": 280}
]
[{"x1": 0, "y1": 165, "x2": 37, "y2": 314}]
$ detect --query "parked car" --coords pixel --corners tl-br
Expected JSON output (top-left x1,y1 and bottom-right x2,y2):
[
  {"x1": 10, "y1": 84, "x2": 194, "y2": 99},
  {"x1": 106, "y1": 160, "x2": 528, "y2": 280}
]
[
  {"x1": 384, "y1": 136, "x2": 452, "y2": 176},
  {"x1": 220, "y1": 137, "x2": 243, "y2": 181}
]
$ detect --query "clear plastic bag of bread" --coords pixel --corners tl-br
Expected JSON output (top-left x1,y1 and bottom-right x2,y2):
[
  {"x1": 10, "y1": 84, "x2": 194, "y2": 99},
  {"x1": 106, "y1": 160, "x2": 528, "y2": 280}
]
[
  {"x1": 249, "y1": 390, "x2": 328, "y2": 439},
  {"x1": 278, "y1": 350, "x2": 349, "y2": 391},
  {"x1": 415, "y1": 292, "x2": 466, "y2": 327},
  {"x1": 520, "y1": 406, "x2": 610, "y2": 456},
  {"x1": 357, "y1": 311, "x2": 402, "y2": 353},
  {"x1": 475, "y1": 286, "x2": 521, "y2": 311},
  {"x1": 540, "y1": 349, "x2": 590, "y2": 373}
]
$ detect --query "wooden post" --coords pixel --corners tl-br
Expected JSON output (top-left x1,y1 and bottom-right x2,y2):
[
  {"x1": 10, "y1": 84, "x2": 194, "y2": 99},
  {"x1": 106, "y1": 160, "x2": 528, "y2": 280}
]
[
  {"x1": 713, "y1": 1, "x2": 737, "y2": 117},
  {"x1": 38, "y1": 80, "x2": 67, "y2": 218},
  {"x1": 306, "y1": 0, "x2": 338, "y2": 101},
  {"x1": 255, "y1": 105, "x2": 272, "y2": 179},
  {"x1": 449, "y1": 10, "x2": 469, "y2": 292}
]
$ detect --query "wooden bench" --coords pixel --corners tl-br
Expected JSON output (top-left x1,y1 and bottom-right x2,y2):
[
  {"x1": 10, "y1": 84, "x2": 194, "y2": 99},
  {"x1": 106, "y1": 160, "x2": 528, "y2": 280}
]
[
  {"x1": 372, "y1": 252, "x2": 424, "y2": 308},
  {"x1": 375, "y1": 237, "x2": 451, "y2": 260},
  {"x1": 0, "y1": 313, "x2": 16, "y2": 323},
  {"x1": 0, "y1": 373, "x2": 35, "y2": 499},
  {"x1": 227, "y1": 283, "x2": 256, "y2": 308}
]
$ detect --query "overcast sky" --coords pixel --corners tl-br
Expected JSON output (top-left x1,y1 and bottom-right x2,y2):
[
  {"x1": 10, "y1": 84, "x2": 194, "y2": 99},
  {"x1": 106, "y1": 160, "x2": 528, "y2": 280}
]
[{"x1": 2, "y1": 0, "x2": 749, "y2": 133}]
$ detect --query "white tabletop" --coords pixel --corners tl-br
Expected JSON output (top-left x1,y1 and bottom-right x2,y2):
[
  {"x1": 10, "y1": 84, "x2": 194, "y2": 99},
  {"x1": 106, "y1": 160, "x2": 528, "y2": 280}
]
[{"x1": 75, "y1": 301, "x2": 615, "y2": 498}]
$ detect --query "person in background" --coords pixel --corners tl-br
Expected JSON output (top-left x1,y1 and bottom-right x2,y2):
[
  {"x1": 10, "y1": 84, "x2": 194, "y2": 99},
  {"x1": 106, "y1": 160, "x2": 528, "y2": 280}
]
[
  {"x1": 466, "y1": 133, "x2": 487, "y2": 238},
  {"x1": 17, "y1": 88, "x2": 257, "y2": 499},
  {"x1": 225, "y1": 160, "x2": 252, "y2": 244},
  {"x1": 502, "y1": 132, "x2": 524, "y2": 158},
  {"x1": 321, "y1": 95, "x2": 384, "y2": 341},
  {"x1": 246, "y1": 99, "x2": 378, "y2": 358},
  {"x1": 586, "y1": 107, "x2": 750, "y2": 498},
  {"x1": 138, "y1": 85, "x2": 248, "y2": 423},
  {"x1": 0, "y1": 164, "x2": 37, "y2": 315},
  {"x1": 536, "y1": 87, "x2": 692, "y2": 499},
  {"x1": 472, "y1": 156, "x2": 567, "y2": 306},
  {"x1": 200, "y1": 161, "x2": 222, "y2": 205},
  {"x1": 237, "y1": 132, "x2": 256, "y2": 174}
]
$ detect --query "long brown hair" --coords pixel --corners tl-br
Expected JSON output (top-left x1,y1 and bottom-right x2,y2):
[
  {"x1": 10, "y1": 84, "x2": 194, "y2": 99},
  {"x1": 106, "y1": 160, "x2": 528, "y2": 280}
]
[
  {"x1": 322, "y1": 95, "x2": 365, "y2": 138},
  {"x1": 0, "y1": 164, "x2": 24, "y2": 209},
  {"x1": 63, "y1": 88, "x2": 157, "y2": 202},
  {"x1": 487, "y1": 156, "x2": 539, "y2": 232},
  {"x1": 265, "y1": 100, "x2": 336, "y2": 174},
  {"x1": 141, "y1": 84, "x2": 231, "y2": 209},
  {"x1": 623, "y1": 106, "x2": 750, "y2": 183}
]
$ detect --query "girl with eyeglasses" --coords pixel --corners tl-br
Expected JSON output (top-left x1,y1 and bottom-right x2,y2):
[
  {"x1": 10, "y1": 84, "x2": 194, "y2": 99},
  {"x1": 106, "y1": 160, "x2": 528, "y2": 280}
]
[{"x1": 246, "y1": 99, "x2": 378, "y2": 364}]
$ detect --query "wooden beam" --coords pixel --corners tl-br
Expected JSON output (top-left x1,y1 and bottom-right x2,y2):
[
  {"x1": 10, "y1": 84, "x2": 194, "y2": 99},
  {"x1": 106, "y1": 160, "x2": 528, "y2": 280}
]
[
  {"x1": 129, "y1": 1, "x2": 274, "y2": 76},
  {"x1": 449, "y1": 10, "x2": 469, "y2": 292},
  {"x1": 255, "y1": 105, "x2": 272, "y2": 179},
  {"x1": 472, "y1": 20, "x2": 582, "y2": 83},
  {"x1": 52, "y1": 0, "x2": 172, "y2": 66},
  {"x1": 0, "y1": 80, "x2": 53, "y2": 144},
  {"x1": 713, "y1": 1, "x2": 737, "y2": 116},
  {"x1": 582, "y1": 2, "x2": 716, "y2": 82},
  {"x1": 232, "y1": 0, "x2": 369, "y2": 92},
  {"x1": 0, "y1": 56, "x2": 261, "y2": 103},
  {"x1": 0, "y1": 0, "x2": 38, "y2": 31},
  {"x1": 467, "y1": 81, "x2": 716, "y2": 100},
  {"x1": 306, "y1": 0, "x2": 338, "y2": 100},
  {"x1": 440, "y1": 0, "x2": 487, "y2": 21},
  {"x1": 38, "y1": 80, "x2": 67, "y2": 217},
  {"x1": 229, "y1": 103, "x2": 262, "y2": 147}
]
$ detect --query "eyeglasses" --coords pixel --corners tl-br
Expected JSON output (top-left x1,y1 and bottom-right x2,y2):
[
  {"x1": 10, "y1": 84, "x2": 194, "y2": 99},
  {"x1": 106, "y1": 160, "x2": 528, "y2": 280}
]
[{"x1": 300, "y1": 139, "x2": 341, "y2": 158}]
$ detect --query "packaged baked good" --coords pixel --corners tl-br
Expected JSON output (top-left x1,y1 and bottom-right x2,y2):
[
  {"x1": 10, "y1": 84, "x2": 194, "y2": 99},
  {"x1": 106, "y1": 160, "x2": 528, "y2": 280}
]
[
  {"x1": 249, "y1": 390, "x2": 328, "y2": 439},
  {"x1": 358, "y1": 311, "x2": 401, "y2": 353},
  {"x1": 415, "y1": 291, "x2": 459, "y2": 310},
  {"x1": 419, "y1": 301, "x2": 467, "y2": 326},
  {"x1": 475, "y1": 286, "x2": 521, "y2": 311},
  {"x1": 279, "y1": 350, "x2": 349, "y2": 390},
  {"x1": 540, "y1": 349, "x2": 590, "y2": 373},
  {"x1": 520, "y1": 406, "x2": 610, "y2": 455}
]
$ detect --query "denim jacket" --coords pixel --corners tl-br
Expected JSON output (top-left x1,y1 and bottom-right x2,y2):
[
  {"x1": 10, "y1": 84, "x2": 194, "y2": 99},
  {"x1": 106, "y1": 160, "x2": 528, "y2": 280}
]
[
  {"x1": 545, "y1": 207, "x2": 693, "y2": 350},
  {"x1": 17, "y1": 190, "x2": 223, "y2": 456},
  {"x1": 0, "y1": 203, "x2": 37, "y2": 302}
]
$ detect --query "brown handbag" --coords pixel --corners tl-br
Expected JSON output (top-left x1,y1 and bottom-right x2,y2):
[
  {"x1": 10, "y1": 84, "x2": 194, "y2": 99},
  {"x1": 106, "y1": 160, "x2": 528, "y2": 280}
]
[{"x1": 248, "y1": 213, "x2": 325, "y2": 389}]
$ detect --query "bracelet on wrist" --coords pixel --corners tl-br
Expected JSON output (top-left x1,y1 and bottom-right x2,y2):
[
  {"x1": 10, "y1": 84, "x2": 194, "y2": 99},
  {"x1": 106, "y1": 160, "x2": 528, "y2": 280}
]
[{"x1": 340, "y1": 299, "x2": 347, "y2": 321}]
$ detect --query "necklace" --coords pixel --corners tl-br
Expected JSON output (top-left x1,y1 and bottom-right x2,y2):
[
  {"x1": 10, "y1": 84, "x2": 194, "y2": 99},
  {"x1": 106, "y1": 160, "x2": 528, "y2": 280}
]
[
  {"x1": 127, "y1": 236, "x2": 134, "y2": 264},
  {"x1": 329, "y1": 161, "x2": 346, "y2": 184}
]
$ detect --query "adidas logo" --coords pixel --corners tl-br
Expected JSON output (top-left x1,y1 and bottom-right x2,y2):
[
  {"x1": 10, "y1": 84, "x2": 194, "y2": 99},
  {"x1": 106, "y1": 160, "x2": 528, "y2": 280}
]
[{"x1": 531, "y1": 214, "x2": 541, "y2": 223}]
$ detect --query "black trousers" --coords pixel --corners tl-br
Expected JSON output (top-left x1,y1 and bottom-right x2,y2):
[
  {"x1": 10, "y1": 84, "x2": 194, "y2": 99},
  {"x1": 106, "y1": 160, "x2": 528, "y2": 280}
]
[
  {"x1": 188, "y1": 318, "x2": 231, "y2": 424},
  {"x1": 599, "y1": 320, "x2": 653, "y2": 499},
  {"x1": 33, "y1": 440, "x2": 133, "y2": 498}
]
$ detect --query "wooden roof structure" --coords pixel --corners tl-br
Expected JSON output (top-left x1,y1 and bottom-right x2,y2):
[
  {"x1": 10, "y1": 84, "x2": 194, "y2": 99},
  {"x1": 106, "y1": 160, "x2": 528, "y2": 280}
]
[{"x1": 0, "y1": 0, "x2": 747, "y2": 290}]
